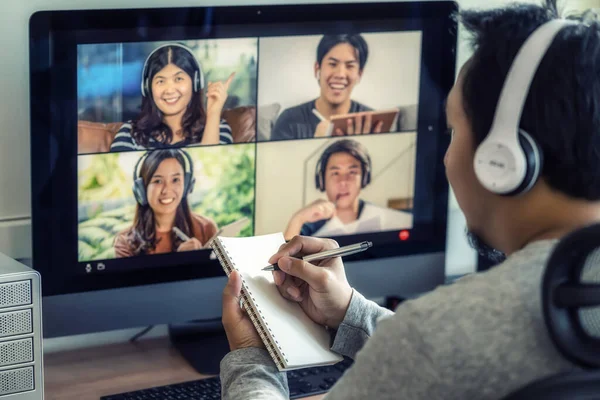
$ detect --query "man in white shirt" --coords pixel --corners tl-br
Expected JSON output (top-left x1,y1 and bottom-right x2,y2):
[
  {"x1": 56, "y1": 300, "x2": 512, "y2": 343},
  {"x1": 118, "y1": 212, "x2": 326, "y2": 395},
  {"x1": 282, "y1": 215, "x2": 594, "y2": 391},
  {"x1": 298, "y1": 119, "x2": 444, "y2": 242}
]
[{"x1": 283, "y1": 138, "x2": 413, "y2": 240}]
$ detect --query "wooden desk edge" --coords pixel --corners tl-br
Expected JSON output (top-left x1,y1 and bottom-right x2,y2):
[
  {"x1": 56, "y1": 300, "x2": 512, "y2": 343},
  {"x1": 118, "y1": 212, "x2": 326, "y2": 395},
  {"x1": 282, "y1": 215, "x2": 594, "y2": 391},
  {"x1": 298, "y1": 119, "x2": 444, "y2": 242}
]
[{"x1": 44, "y1": 337, "x2": 324, "y2": 400}]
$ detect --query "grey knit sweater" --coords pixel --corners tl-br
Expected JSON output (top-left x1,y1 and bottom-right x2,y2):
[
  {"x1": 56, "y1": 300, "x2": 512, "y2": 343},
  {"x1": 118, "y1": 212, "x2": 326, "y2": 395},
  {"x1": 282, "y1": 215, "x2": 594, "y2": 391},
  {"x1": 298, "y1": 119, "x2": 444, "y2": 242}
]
[{"x1": 220, "y1": 239, "x2": 576, "y2": 399}]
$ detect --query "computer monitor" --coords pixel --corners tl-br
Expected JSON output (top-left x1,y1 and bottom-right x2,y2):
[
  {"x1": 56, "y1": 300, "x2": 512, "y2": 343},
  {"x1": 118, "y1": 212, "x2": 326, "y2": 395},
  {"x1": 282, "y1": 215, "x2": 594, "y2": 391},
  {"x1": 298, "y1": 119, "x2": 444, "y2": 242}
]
[{"x1": 29, "y1": 0, "x2": 457, "y2": 357}]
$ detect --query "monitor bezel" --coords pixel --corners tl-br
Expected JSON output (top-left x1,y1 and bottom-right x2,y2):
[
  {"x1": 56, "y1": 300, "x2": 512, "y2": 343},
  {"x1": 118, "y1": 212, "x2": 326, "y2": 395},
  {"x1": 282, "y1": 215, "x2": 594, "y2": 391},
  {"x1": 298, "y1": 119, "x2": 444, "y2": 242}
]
[{"x1": 29, "y1": 1, "x2": 457, "y2": 296}]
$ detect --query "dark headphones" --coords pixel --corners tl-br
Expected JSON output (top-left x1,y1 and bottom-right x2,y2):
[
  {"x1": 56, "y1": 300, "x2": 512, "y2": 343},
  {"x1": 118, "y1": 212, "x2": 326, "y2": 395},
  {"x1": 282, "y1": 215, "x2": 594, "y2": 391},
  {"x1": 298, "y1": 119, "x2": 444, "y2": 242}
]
[
  {"x1": 132, "y1": 149, "x2": 196, "y2": 206},
  {"x1": 314, "y1": 139, "x2": 372, "y2": 192},
  {"x1": 140, "y1": 43, "x2": 204, "y2": 98},
  {"x1": 542, "y1": 223, "x2": 600, "y2": 369}
]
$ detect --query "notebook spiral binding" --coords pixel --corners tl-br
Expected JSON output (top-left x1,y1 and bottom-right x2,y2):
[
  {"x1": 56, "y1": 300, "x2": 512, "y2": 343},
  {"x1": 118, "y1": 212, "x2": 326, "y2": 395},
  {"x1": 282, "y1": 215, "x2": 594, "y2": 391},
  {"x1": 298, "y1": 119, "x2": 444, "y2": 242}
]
[{"x1": 211, "y1": 239, "x2": 288, "y2": 369}]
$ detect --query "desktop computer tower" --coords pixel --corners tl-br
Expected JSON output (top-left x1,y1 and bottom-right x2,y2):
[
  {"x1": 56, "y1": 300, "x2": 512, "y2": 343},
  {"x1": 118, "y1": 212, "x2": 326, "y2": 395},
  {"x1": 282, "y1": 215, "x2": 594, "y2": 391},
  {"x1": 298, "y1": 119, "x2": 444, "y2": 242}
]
[{"x1": 0, "y1": 252, "x2": 43, "y2": 400}]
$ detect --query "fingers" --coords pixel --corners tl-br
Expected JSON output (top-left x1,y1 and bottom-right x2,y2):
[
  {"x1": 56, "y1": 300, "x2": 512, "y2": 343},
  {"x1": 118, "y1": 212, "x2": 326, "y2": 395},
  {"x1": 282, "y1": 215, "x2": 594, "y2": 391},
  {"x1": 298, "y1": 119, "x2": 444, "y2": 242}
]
[
  {"x1": 272, "y1": 270, "x2": 285, "y2": 286},
  {"x1": 272, "y1": 271, "x2": 304, "y2": 302},
  {"x1": 354, "y1": 115, "x2": 363, "y2": 135},
  {"x1": 363, "y1": 113, "x2": 372, "y2": 133},
  {"x1": 224, "y1": 72, "x2": 236, "y2": 90},
  {"x1": 276, "y1": 277, "x2": 305, "y2": 302},
  {"x1": 374, "y1": 120, "x2": 383, "y2": 134},
  {"x1": 276, "y1": 256, "x2": 329, "y2": 291},
  {"x1": 324, "y1": 201, "x2": 336, "y2": 218},
  {"x1": 270, "y1": 236, "x2": 339, "y2": 264},
  {"x1": 207, "y1": 72, "x2": 236, "y2": 93},
  {"x1": 346, "y1": 118, "x2": 354, "y2": 135},
  {"x1": 222, "y1": 271, "x2": 243, "y2": 326},
  {"x1": 206, "y1": 82, "x2": 225, "y2": 98},
  {"x1": 315, "y1": 201, "x2": 334, "y2": 219}
]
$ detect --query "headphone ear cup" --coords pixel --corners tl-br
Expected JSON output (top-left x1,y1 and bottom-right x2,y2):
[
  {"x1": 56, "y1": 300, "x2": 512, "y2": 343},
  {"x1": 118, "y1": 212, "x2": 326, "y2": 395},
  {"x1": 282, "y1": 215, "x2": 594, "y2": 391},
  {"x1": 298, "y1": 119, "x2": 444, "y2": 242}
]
[
  {"x1": 141, "y1": 78, "x2": 148, "y2": 97},
  {"x1": 510, "y1": 130, "x2": 542, "y2": 196},
  {"x1": 315, "y1": 171, "x2": 325, "y2": 192},
  {"x1": 132, "y1": 178, "x2": 148, "y2": 206},
  {"x1": 185, "y1": 173, "x2": 196, "y2": 195},
  {"x1": 315, "y1": 159, "x2": 323, "y2": 191},
  {"x1": 362, "y1": 156, "x2": 372, "y2": 188},
  {"x1": 194, "y1": 71, "x2": 200, "y2": 92},
  {"x1": 362, "y1": 170, "x2": 370, "y2": 188}
]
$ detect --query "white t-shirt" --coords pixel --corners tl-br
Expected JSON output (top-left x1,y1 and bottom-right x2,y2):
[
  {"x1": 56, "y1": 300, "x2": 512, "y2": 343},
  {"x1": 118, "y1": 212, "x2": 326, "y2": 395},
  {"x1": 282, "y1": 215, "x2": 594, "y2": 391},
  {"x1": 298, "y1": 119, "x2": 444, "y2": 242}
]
[{"x1": 314, "y1": 202, "x2": 413, "y2": 237}]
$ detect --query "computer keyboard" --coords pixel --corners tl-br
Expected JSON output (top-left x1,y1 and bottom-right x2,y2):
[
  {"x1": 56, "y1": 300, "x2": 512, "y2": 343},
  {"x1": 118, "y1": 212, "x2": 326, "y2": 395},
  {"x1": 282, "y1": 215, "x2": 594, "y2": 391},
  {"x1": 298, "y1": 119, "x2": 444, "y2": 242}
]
[{"x1": 100, "y1": 357, "x2": 353, "y2": 399}]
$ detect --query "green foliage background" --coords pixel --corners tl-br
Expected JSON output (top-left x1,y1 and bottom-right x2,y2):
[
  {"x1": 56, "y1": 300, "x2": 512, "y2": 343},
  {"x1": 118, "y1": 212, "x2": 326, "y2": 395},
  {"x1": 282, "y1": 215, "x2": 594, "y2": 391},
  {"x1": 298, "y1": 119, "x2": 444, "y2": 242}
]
[{"x1": 78, "y1": 145, "x2": 255, "y2": 262}]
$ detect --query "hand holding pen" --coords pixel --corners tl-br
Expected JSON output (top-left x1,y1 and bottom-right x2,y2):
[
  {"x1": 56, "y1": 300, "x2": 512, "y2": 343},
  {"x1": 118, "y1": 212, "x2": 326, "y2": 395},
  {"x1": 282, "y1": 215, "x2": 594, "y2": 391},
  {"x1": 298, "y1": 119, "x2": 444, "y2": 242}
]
[
  {"x1": 266, "y1": 236, "x2": 371, "y2": 329},
  {"x1": 263, "y1": 241, "x2": 372, "y2": 271},
  {"x1": 173, "y1": 227, "x2": 202, "y2": 252},
  {"x1": 313, "y1": 108, "x2": 334, "y2": 137}
]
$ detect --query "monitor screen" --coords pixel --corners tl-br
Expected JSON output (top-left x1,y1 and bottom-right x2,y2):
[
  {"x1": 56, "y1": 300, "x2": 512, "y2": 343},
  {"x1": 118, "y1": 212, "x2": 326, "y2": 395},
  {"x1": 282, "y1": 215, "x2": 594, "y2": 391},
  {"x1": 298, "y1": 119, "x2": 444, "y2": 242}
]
[{"x1": 30, "y1": 2, "x2": 457, "y2": 296}]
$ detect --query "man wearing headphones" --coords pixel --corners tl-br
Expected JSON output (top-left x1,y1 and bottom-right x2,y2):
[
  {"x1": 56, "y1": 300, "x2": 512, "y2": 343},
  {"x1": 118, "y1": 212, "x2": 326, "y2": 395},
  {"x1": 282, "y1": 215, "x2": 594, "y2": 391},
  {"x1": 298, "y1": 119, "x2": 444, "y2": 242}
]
[
  {"x1": 283, "y1": 139, "x2": 413, "y2": 241},
  {"x1": 219, "y1": 1, "x2": 600, "y2": 399},
  {"x1": 270, "y1": 34, "x2": 380, "y2": 141}
]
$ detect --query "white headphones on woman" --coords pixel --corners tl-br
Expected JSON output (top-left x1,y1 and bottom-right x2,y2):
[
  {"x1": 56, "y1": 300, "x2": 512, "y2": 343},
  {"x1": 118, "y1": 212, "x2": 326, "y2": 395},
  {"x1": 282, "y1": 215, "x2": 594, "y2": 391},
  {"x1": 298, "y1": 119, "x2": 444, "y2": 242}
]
[{"x1": 474, "y1": 19, "x2": 575, "y2": 196}]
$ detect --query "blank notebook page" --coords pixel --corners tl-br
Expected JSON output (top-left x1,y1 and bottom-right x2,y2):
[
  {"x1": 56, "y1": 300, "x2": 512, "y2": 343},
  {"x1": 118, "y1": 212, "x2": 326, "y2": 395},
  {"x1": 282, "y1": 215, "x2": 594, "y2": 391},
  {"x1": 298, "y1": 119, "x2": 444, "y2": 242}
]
[{"x1": 218, "y1": 233, "x2": 343, "y2": 370}]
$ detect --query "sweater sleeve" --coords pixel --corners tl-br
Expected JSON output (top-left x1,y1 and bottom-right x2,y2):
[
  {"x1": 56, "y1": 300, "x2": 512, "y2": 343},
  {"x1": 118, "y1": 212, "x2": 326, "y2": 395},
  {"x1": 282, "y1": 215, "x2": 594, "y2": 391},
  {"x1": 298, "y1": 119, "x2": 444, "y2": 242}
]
[{"x1": 330, "y1": 289, "x2": 394, "y2": 359}]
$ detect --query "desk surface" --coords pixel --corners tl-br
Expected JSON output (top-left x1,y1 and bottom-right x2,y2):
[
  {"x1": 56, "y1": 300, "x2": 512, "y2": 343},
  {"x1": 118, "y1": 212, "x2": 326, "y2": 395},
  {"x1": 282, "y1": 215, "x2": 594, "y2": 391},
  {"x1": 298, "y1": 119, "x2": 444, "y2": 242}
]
[{"x1": 44, "y1": 337, "x2": 324, "y2": 400}]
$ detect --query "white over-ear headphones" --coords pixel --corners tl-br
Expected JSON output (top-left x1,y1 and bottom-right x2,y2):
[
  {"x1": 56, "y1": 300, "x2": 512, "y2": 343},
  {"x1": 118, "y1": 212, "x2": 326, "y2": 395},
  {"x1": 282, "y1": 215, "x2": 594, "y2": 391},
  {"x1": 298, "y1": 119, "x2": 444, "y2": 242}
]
[{"x1": 474, "y1": 19, "x2": 575, "y2": 196}]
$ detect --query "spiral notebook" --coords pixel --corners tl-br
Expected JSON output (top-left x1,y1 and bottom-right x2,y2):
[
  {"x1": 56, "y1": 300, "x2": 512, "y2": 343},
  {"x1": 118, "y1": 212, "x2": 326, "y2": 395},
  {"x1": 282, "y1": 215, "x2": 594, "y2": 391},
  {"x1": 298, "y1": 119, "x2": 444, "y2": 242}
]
[{"x1": 211, "y1": 232, "x2": 343, "y2": 371}]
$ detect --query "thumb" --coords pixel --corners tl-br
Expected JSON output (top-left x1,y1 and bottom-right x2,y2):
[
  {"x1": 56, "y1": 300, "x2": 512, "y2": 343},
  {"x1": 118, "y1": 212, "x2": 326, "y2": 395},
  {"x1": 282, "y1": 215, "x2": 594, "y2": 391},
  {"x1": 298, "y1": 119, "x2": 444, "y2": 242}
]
[
  {"x1": 222, "y1": 270, "x2": 243, "y2": 322},
  {"x1": 278, "y1": 256, "x2": 328, "y2": 291}
]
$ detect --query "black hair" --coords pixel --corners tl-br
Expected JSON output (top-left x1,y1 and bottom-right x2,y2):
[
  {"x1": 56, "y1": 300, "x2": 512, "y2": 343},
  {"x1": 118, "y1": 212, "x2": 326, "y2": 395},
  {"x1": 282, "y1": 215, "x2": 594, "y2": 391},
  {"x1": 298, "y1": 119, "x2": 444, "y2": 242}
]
[
  {"x1": 316, "y1": 34, "x2": 369, "y2": 70},
  {"x1": 458, "y1": 0, "x2": 600, "y2": 200},
  {"x1": 129, "y1": 149, "x2": 194, "y2": 255},
  {"x1": 317, "y1": 139, "x2": 371, "y2": 189},
  {"x1": 134, "y1": 45, "x2": 206, "y2": 147}
]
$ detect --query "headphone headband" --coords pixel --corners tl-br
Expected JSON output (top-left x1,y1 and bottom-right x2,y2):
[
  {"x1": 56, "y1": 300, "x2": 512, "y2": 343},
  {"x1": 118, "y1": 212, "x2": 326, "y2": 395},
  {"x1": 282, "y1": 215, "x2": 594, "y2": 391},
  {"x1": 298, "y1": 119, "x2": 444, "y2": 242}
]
[
  {"x1": 488, "y1": 20, "x2": 574, "y2": 142},
  {"x1": 133, "y1": 148, "x2": 194, "y2": 181},
  {"x1": 315, "y1": 140, "x2": 372, "y2": 191},
  {"x1": 132, "y1": 149, "x2": 195, "y2": 206},
  {"x1": 140, "y1": 43, "x2": 204, "y2": 97}
]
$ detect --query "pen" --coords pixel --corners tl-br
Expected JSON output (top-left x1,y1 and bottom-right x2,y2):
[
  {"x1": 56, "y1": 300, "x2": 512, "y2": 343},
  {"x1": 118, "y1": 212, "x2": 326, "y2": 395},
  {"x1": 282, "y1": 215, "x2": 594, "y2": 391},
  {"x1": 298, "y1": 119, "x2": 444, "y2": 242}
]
[
  {"x1": 312, "y1": 108, "x2": 334, "y2": 136},
  {"x1": 312, "y1": 108, "x2": 326, "y2": 121},
  {"x1": 173, "y1": 227, "x2": 191, "y2": 242},
  {"x1": 262, "y1": 241, "x2": 373, "y2": 272}
]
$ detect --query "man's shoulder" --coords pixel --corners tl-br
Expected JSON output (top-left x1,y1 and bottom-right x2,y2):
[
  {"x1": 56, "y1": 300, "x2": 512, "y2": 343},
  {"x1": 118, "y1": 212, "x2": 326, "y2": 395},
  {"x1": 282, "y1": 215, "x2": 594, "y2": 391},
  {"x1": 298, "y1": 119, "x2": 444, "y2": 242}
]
[
  {"x1": 351, "y1": 100, "x2": 373, "y2": 112},
  {"x1": 114, "y1": 226, "x2": 134, "y2": 241},
  {"x1": 372, "y1": 238, "x2": 569, "y2": 396},
  {"x1": 300, "y1": 218, "x2": 328, "y2": 236},
  {"x1": 278, "y1": 100, "x2": 315, "y2": 120},
  {"x1": 191, "y1": 213, "x2": 216, "y2": 227}
]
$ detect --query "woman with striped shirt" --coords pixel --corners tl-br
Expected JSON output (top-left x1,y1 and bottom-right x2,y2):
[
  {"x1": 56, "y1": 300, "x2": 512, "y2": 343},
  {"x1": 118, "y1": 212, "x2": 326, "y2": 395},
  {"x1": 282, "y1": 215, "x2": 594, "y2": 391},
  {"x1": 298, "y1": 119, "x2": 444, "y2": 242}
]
[{"x1": 111, "y1": 43, "x2": 234, "y2": 151}]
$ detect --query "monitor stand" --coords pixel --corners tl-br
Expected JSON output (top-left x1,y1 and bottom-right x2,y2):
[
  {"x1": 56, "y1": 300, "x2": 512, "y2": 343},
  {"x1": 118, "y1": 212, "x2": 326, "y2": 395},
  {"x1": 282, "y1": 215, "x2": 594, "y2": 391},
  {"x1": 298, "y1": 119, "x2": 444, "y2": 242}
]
[{"x1": 168, "y1": 320, "x2": 230, "y2": 376}]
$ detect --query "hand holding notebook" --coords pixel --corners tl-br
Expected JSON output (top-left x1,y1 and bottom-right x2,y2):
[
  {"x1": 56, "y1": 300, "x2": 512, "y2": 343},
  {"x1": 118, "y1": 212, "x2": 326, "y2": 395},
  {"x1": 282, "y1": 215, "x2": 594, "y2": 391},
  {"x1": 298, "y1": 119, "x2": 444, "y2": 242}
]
[{"x1": 212, "y1": 233, "x2": 346, "y2": 371}]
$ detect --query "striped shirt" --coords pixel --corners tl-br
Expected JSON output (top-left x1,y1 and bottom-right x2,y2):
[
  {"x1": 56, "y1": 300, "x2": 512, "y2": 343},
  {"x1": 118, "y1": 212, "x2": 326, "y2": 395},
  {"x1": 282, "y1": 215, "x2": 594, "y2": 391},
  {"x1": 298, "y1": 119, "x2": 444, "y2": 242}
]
[{"x1": 110, "y1": 120, "x2": 233, "y2": 151}]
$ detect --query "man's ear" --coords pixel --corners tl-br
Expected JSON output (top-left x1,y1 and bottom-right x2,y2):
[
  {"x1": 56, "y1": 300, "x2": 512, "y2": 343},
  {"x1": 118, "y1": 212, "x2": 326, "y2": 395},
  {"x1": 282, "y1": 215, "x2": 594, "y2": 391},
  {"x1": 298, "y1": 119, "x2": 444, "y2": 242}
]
[
  {"x1": 314, "y1": 62, "x2": 320, "y2": 81},
  {"x1": 357, "y1": 69, "x2": 364, "y2": 84}
]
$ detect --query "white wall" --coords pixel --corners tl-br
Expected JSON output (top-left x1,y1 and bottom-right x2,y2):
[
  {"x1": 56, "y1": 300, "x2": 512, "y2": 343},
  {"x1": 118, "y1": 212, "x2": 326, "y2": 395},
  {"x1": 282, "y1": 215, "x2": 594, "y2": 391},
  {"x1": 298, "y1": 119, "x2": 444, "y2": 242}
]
[{"x1": 258, "y1": 31, "x2": 421, "y2": 112}]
